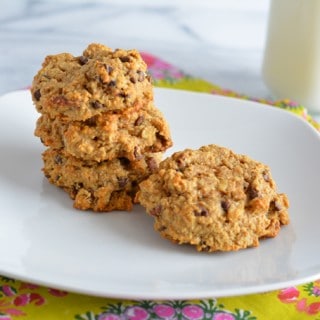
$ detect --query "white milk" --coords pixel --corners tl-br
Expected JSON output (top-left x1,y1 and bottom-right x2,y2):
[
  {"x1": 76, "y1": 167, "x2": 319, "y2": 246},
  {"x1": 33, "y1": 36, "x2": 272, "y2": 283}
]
[{"x1": 262, "y1": 0, "x2": 320, "y2": 113}]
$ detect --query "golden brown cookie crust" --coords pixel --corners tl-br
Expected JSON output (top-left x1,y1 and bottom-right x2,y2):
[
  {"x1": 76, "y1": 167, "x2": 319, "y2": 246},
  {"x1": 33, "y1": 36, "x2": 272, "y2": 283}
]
[
  {"x1": 43, "y1": 148, "x2": 162, "y2": 212},
  {"x1": 35, "y1": 103, "x2": 172, "y2": 162},
  {"x1": 136, "y1": 144, "x2": 289, "y2": 252},
  {"x1": 31, "y1": 43, "x2": 153, "y2": 121}
]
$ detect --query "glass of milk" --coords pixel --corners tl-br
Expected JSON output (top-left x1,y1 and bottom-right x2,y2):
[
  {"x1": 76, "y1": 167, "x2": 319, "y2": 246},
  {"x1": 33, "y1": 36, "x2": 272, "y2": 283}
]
[{"x1": 262, "y1": 0, "x2": 320, "y2": 114}]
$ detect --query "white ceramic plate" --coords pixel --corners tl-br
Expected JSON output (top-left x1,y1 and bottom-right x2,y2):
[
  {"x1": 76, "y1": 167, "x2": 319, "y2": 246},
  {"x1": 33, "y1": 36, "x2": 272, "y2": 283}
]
[{"x1": 0, "y1": 88, "x2": 319, "y2": 300}]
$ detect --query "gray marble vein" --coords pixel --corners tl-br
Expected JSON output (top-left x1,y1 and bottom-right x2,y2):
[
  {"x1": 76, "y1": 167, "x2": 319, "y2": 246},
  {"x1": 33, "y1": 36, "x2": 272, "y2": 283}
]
[{"x1": 0, "y1": 0, "x2": 271, "y2": 98}]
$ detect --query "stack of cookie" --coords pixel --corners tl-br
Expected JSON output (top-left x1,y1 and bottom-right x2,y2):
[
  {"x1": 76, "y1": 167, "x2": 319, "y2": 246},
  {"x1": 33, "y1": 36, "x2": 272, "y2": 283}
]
[{"x1": 31, "y1": 43, "x2": 172, "y2": 212}]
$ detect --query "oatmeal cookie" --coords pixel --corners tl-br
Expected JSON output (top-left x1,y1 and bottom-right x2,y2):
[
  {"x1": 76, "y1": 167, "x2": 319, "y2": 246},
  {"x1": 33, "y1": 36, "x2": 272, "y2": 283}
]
[
  {"x1": 35, "y1": 103, "x2": 172, "y2": 162},
  {"x1": 43, "y1": 148, "x2": 162, "y2": 212},
  {"x1": 31, "y1": 43, "x2": 153, "y2": 121},
  {"x1": 136, "y1": 144, "x2": 290, "y2": 252}
]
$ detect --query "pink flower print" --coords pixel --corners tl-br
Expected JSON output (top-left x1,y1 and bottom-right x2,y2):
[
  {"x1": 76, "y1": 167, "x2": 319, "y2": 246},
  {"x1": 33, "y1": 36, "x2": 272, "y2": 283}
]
[
  {"x1": 13, "y1": 294, "x2": 29, "y2": 306},
  {"x1": 313, "y1": 285, "x2": 320, "y2": 296},
  {"x1": 141, "y1": 53, "x2": 156, "y2": 68},
  {"x1": 29, "y1": 293, "x2": 45, "y2": 306},
  {"x1": 19, "y1": 282, "x2": 39, "y2": 290},
  {"x1": 13, "y1": 293, "x2": 45, "y2": 306},
  {"x1": 296, "y1": 298, "x2": 307, "y2": 312},
  {"x1": 278, "y1": 287, "x2": 300, "y2": 303},
  {"x1": 140, "y1": 52, "x2": 184, "y2": 81},
  {"x1": 98, "y1": 314, "x2": 122, "y2": 320},
  {"x1": 295, "y1": 298, "x2": 320, "y2": 315},
  {"x1": 1, "y1": 285, "x2": 16, "y2": 297},
  {"x1": 153, "y1": 304, "x2": 175, "y2": 319},
  {"x1": 0, "y1": 302, "x2": 25, "y2": 320},
  {"x1": 181, "y1": 305, "x2": 204, "y2": 320},
  {"x1": 1, "y1": 308, "x2": 25, "y2": 317},
  {"x1": 212, "y1": 313, "x2": 235, "y2": 320},
  {"x1": 0, "y1": 300, "x2": 25, "y2": 317},
  {"x1": 124, "y1": 306, "x2": 149, "y2": 320},
  {"x1": 307, "y1": 302, "x2": 320, "y2": 315},
  {"x1": 48, "y1": 288, "x2": 68, "y2": 297}
]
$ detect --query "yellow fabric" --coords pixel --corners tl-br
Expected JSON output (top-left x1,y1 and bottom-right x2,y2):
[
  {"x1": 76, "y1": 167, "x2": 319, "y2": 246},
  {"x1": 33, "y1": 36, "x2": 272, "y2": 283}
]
[{"x1": 1, "y1": 277, "x2": 320, "y2": 319}]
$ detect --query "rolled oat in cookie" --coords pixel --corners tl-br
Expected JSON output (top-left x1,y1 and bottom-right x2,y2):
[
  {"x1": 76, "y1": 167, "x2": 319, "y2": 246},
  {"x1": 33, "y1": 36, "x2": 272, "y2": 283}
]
[{"x1": 136, "y1": 144, "x2": 290, "y2": 252}]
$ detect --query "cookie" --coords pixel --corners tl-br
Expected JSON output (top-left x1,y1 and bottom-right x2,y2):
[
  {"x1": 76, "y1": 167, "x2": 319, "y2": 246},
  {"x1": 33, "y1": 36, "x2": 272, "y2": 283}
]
[
  {"x1": 43, "y1": 148, "x2": 162, "y2": 212},
  {"x1": 35, "y1": 103, "x2": 172, "y2": 162},
  {"x1": 31, "y1": 43, "x2": 153, "y2": 121},
  {"x1": 136, "y1": 144, "x2": 290, "y2": 252}
]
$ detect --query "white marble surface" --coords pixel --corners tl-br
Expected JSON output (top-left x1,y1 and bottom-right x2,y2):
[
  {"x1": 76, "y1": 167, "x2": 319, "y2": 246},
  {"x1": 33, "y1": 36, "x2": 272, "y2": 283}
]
[{"x1": 0, "y1": 0, "x2": 271, "y2": 98}]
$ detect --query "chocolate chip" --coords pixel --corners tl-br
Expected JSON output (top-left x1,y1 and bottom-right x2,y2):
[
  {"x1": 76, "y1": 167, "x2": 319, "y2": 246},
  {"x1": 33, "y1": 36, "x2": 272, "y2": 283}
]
[
  {"x1": 150, "y1": 205, "x2": 162, "y2": 217},
  {"x1": 79, "y1": 56, "x2": 89, "y2": 65},
  {"x1": 54, "y1": 154, "x2": 63, "y2": 165},
  {"x1": 134, "y1": 115, "x2": 144, "y2": 126},
  {"x1": 248, "y1": 186, "x2": 260, "y2": 199},
  {"x1": 134, "y1": 146, "x2": 143, "y2": 160},
  {"x1": 108, "y1": 80, "x2": 116, "y2": 87},
  {"x1": 91, "y1": 101, "x2": 103, "y2": 109},
  {"x1": 175, "y1": 156, "x2": 186, "y2": 171},
  {"x1": 117, "y1": 177, "x2": 129, "y2": 189},
  {"x1": 97, "y1": 76, "x2": 105, "y2": 84},
  {"x1": 146, "y1": 74, "x2": 152, "y2": 83},
  {"x1": 84, "y1": 116, "x2": 97, "y2": 127},
  {"x1": 119, "y1": 157, "x2": 130, "y2": 167},
  {"x1": 71, "y1": 183, "x2": 83, "y2": 198},
  {"x1": 104, "y1": 64, "x2": 113, "y2": 74},
  {"x1": 273, "y1": 200, "x2": 282, "y2": 211},
  {"x1": 146, "y1": 157, "x2": 158, "y2": 172},
  {"x1": 176, "y1": 157, "x2": 184, "y2": 166},
  {"x1": 33, "y1": 89, "x2": 41, "y2": 101},
  {"x1": 137, "y1": 70, "x2": 145, "y2": 82},
  {"x1": 221, "y1": 200, "x2": 230, "y2": 213},
  {"x1": 118, "y1": 92, "x2": 129, "y2": 98},
  {"x1": 119, "y1": 56, "x2": 130, "y2": 63},
  {"x1": 199, "y1": 240, "x2": 211, "y2": 252},
  {"x1": 131, "y1": 180, "x2": 138, "y2": 188},
  {"x1": 201, "y1": 246, "x2": 211, "y2": 252},
  {"x1": 130, "y1": 77, "x2": 137, "y2": 84},
  {"x1": 262, "y1": 171, "x2": 270, "y2": 182},
  {"x1": 194, "y1": 206, "x2": 209, "y2": 217}
]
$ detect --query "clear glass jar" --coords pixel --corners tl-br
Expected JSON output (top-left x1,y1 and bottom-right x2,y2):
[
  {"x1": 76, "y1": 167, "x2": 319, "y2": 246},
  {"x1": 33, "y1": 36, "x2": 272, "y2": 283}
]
[{"x1": 262, "y1": 0, "x2": 320, "y2": 114}]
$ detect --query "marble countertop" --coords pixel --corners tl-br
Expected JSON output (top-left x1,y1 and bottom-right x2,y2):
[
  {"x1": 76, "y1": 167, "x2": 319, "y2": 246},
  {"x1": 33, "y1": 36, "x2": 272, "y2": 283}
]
[{"x1": 0, "y1": 0, "x2": 271, "y2": 99}]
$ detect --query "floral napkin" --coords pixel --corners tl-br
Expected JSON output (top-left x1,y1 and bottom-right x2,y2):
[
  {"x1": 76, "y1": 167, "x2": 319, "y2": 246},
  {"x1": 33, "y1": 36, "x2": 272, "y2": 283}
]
[{"x1": 0, "y1": 53, "x2": 319, "y2": 320}]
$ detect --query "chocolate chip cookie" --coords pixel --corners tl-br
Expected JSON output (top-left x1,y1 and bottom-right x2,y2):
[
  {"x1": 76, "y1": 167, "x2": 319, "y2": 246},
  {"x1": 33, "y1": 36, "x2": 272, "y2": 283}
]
[
  {"x1": 136, "y1": 144, "x2": 290, "y2": 252},
  {"x1": 43, "y1": 148, "x2": 162, "y2": 212},
  {"x1": 31, "y1": 43, "x2": 153, "y2": 121},
  {"x1": 35, "y1": 102, "x2": 172, "y2": 162}
]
